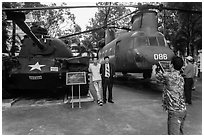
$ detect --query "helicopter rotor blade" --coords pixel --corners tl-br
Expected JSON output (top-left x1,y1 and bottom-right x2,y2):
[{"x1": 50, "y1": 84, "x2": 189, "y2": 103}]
[
  {"x1": 2, "y1": 5, "x2": 138, "y2": 12},
  {"x1": 2, "y1": 4, "x2": 201, "y2": 14},
  {"x1": 162, "y1": 6, "x2": 202, "y2": 14},
  {"x1": 59, "y1": 27, "x2": 103, "y2": 39},
  {"x1": 59, "y1": 26, "x2": 131, "y2": 39},
  {"x1": 138, "y1": 4, "x2": 201, "y2": 14},
  {"x1": 59, "y1": 10, "x2": 135, "y2": 39}
]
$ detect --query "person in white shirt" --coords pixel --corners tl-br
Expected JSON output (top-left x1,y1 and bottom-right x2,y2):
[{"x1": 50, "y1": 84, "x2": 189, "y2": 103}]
[
  {"x1": 89, "y1": 57, "x2": 103, "y2": 106},
  {"x1": 192, "y1": 59, "x2": 199, "y2": 90}
]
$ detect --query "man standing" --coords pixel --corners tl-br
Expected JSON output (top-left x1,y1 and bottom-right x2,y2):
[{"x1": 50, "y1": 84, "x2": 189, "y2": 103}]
[
  {"x1": 183, "y1": 56, "x2": 194, "y2": 105},
  {"x1": 100, "y1": 56, "x2": 115, "y2": 103},
  {"x1": 89, "y1": 57, "x2": 103, "y2": 106},
  {"x1": 192, "y1": 59, "x2": 199, "y2": 90},
  {"x1": 152, "y1": 56, "x2": 187, "y2": 135}
]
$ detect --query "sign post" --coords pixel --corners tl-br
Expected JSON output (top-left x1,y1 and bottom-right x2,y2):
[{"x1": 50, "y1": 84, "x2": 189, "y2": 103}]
[
  {"x1": 66, "y1": 72, "x2": 86, "y2": 108},
  {"x1": 79, "y1": 85, "x2": 81, "y2": 108},
  {"x1": 71, "y1": 85, "x2": 74, "y2": 108}
]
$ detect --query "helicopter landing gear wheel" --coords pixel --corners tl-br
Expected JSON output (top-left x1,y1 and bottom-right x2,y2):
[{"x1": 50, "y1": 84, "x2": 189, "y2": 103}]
[
  {"x1": 143, "y1": 70, "x2": 152, "y2": 79},
  {"x1": 122, "y1": 72, "x2": 127, "y2": 76}
]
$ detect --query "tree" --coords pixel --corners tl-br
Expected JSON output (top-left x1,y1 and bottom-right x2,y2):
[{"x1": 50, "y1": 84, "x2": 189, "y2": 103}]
[
  {"x1": 2, "y1": 3, "x2": 19, "y2": 53},
  {"x1": 2, "y1": 2, "x2": 82, "y2": 54},
  {"x1": 2, "y1": 2, "x2": 47, "y2": 54},
  {"x1": 158, "y1": 7, "x2": 180, "y2": 47},
  {"x1": 2, "y1": 14, "x2": 9, "y2": 53},
  {"x1": 27, "y1": 2, "x2": 77, "y2": 38},
  {"x1": 25, "y1": 2, "x2": 82, "y2": 45},
  {"x1": 83, "y1": 2, "x2": 131, "y2": 49},
  {"x1": 166, "y1": 2, "x2": 202, "y2": 57}
]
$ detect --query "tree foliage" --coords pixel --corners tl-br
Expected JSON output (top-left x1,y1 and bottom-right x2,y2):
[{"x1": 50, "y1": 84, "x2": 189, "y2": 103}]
[
  {"x1": 2, "y1": 2, "x2": 81, "y2": 54},
  {"x1": 82, "y1": 2, "x2": 131, "y2": 49},
  {"x1": 165, "y1": 2, "x2": 202, "y2": 57},
  {"x1": 2, "y1": 2, "x2": 26, "y2": 54}
]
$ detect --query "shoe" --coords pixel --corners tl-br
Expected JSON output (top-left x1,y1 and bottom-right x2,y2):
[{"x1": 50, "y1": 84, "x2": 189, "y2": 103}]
[
  {"x1": 98, "y1": 101, "x2": 103, "y2": 106},
  {"x1": 99, "y1": 102, "x2": 103, "y2": 106},
  {"x1": 108, "y1": 100, "x2": 114, "y2": 103}
]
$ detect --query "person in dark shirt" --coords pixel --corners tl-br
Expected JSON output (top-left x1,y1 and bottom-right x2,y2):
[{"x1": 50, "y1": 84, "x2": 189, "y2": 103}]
[
  {"x1": 100, "y1": 56, "x2": 115, "y2": 103},
  {"x1": 152, "y1": 56, "x2": 187, "y2": 135}
]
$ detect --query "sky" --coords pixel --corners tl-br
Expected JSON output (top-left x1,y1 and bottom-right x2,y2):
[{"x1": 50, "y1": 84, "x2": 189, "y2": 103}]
[{"x1": 41, "y1": 2, "x2": 98, "y2": 31}]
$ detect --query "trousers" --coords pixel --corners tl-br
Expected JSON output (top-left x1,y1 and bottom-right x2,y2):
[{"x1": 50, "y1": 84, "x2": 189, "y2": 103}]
[
  {"x1": 102, "y1": 78, "x2": 113, "y2": 102},
  {"x1": 93, "y1": 80, "x2": 102, "y2": 101},
  {"x1": 168, "y1": 110, "x2": 187, "y2": 135},
  {"x1": 184, "y1": 78, "x2": 193, "y2": 104}
]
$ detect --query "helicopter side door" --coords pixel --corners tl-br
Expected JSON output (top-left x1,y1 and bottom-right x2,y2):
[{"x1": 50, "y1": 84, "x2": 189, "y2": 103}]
[
  {"x1": 115, "y1": 40, "x2": 122, "y2": 71},
  {"x1": 115, "y1": 38, "x2": 130, "y2": 71}
]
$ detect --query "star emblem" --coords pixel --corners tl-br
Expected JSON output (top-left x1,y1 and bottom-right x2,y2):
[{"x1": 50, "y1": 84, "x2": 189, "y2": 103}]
[{"x1": 28, "y1": 62, "x2": 46, "y2": 71}]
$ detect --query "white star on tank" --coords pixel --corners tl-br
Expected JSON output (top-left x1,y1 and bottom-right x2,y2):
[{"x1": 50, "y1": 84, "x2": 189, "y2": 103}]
[{"x1": 28, "y1": 62, "x2": 46, "y2": 71}]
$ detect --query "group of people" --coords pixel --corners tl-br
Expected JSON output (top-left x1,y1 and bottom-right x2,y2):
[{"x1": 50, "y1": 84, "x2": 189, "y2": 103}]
[
  {"x1": 152, "y1": 55, "x2": 198, "y2": 135},
  {"x1": 89, "y1": 55, "x2": 198, "y2": 135},
  {"x1": 88, "y1": 56, "x2": 115, "y2": 106}
]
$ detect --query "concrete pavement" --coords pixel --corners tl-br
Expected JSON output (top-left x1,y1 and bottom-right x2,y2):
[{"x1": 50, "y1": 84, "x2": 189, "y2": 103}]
[{"x1": 2, "y1": 76, "x2": 202, "y2": 135}]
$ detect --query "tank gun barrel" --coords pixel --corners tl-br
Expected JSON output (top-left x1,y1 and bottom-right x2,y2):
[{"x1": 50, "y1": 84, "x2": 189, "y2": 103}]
[{"x1": 5, "y1": 11, "x2": 45, "y2": 50}]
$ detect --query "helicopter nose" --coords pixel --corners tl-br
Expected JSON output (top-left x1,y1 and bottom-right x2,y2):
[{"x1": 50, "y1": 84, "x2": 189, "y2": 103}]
[{"x1": 134, "y1": 46, "x2": 174, "y2": 65}]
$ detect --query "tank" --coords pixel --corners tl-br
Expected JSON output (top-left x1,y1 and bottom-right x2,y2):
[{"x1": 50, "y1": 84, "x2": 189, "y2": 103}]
[{"x1": 3, "y1": 11, "x2": 89, "y2": 98}]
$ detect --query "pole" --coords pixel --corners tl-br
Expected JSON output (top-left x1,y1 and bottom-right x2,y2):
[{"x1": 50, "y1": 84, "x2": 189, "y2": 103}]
[
  {"x1": 71, "y1": 85, "x2": 74, "y2": 108},
  {"x1": 79, "y1": 85, "x2": 81, "y2": 108}
]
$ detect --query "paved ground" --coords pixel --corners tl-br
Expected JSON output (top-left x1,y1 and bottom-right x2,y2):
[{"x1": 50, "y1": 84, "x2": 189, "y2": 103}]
[{"x1": 2, "y1": 74, "x2": 202, "y2": 135}]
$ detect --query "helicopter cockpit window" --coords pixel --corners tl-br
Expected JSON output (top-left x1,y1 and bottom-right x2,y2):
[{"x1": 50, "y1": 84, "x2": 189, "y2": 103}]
[
  {"x1": 148, "y1": 37, "x2": 158, "y2": 46},
  {"x1": 157, "y1": 37, "x2": 165, "y2": 47},
  {"x1": 134, "y1": 36, "x2": 148, "y2": 47}
]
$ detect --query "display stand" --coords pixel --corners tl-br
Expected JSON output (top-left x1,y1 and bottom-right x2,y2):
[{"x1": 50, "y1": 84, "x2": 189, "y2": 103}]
[
  {"x1": 66, "y1": 72, "x2": 86, "y2": 108},
  {"x1": 71, "y1": 85, "x2": 81, "y2": 108}
]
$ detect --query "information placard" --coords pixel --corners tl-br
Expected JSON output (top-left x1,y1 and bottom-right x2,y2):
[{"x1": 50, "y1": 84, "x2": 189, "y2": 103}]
[{"x1": 66, "y1": 72, "x2": 86, "y2": 85}]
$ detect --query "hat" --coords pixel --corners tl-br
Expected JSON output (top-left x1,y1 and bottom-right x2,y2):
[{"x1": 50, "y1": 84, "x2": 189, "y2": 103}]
[{"x1": 186, "y1": 56, "x2": 193, "y2": 61}]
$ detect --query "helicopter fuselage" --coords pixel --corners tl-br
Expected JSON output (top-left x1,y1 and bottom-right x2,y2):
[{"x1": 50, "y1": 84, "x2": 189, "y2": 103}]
[{"x1": 99, "y1": 30, "x2": 175, "y2": 77}]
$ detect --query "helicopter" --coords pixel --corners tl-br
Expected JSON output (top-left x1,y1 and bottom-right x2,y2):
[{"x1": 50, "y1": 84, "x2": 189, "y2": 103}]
[
  {"x1": 2, "y1": 3, "x2": 201, "y2": 98},
  {"x1": 98, "y1": 9, "x2": 173, "y2": 79},
  {"x1": 97, "y1": 4, "x2": 201, "y2": 79}
]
